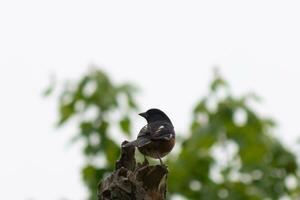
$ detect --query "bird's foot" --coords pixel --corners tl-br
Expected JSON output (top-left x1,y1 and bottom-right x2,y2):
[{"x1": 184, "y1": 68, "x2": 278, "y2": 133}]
[
  {"x1": 158, "y1": 157, "x2": 164, "y2": 165},
  {"x1": 143, "y1": 157, "x2": 149, "y2": 165}
]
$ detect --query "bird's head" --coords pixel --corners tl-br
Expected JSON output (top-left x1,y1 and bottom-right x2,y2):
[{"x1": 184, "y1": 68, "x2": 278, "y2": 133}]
[{"x1": 139, "y1": 108, "x2": 172, "y2": 124}]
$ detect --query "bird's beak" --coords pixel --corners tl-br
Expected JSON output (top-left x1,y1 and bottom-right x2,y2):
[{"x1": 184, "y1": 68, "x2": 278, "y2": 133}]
[{"x1": 139, "y1": 112, "x2": 147, "y2": 118}]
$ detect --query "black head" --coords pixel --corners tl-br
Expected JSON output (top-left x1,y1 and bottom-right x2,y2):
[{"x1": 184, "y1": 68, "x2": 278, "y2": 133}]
[{"x1": 139, "y1": 108, "x2": 172, "y2": 124}]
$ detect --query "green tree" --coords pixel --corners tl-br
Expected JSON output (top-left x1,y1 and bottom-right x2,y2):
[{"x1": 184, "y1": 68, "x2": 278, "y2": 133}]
[
  {"x1": 46, "y1": 69, "x2": 138, "y2": 200},
  {"x1": 48, "y1": 68, "x2": 300, "y2": 199},
  {"x1": 167, "y1": 73, "x2": 300, "y2": 199}
]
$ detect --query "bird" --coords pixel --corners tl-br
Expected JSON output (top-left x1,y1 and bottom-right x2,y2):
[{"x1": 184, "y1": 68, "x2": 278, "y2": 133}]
[{"x1": 123, "y1": 108, "x2": 175, "y2": 165}]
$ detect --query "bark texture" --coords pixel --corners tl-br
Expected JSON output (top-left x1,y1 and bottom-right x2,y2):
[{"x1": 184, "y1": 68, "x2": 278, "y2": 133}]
[{"x1": 98, "y1": 141, "x2": 168, "y2": 200}]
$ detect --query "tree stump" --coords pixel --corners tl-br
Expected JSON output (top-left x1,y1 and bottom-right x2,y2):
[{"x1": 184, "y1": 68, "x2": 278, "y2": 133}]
[{"x1": 98, "y1": 141, "x2": 168, "y2": 200}]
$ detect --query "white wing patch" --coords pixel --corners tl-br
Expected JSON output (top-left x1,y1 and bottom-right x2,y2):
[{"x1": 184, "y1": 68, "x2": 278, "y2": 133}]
[
  {"x1": 155, "y1": 125, "x2": 164, "y2": 133},
  {"x1": 163, "y1": 134, "x2": 173, "y2": 140}
]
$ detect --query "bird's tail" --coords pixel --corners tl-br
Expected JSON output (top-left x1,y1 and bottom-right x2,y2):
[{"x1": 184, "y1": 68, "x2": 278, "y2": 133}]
[
  {"x1": 122, "y1": 140, "x2": 139, "y2": 147},
  {"x1": 122, "y1": 137, "x2": 151, "y2": 148}
]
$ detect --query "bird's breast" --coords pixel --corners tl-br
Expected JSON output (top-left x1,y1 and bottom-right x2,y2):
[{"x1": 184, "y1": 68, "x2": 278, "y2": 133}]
[{"x1": 138, "y1": 137, "x2": 175, "y2": 159}]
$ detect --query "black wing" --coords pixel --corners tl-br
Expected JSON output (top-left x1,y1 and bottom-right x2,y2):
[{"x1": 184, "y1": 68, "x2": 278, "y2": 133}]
[
  {"x1": 149, "y1": 121, "x2": 175, "y2": 140},
  {"x1": 135, "y1": 124, "x2": 152, "y2": 147}
]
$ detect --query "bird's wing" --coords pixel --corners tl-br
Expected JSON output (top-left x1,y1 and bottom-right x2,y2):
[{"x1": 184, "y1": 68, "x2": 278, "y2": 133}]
[
  {"x1": 136, "y1": 137, "x2": 152, "y2": 147},
  {"x1": 137, "y1": 124, "x2": 151, "y2": 137},
  {"x1": 151, "y1": 122, "x2": 175, "y2": 140},
  {"x1": 135, "y1": 124, "x2": 152, "y2": 147}
]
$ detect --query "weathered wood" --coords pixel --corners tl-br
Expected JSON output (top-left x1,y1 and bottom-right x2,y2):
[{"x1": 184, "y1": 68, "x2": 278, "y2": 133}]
[{"x1": 98, "y1": 141, "x2": 168, "y2": 200}]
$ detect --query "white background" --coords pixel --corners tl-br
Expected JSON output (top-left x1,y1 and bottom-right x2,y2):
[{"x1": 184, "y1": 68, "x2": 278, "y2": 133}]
[{"x1": 1, "y1": 1, "x2": 300, "y2": 199}]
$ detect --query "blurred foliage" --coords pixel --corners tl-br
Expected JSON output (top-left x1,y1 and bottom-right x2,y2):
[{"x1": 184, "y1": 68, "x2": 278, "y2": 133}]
[
  {"x1": 49, "y1": 68, "x2": 300, "y2": 200},
  {"x1": 167, "y1": 72, "x2": 300, "y2": 200},
  {"x1": 46, "y1": 69, "x2": 138, "y2": 200}
]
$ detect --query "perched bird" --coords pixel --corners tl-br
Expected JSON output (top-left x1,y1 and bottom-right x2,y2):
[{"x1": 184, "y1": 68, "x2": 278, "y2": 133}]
[{"x1": 123, "y1": 108, "x2": 175, "y2": 165}]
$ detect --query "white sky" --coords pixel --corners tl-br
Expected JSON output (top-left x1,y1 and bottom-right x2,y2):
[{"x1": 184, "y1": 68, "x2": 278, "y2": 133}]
[{"x1": 1, "y1": 1, "x2": 300, "y2": 199}]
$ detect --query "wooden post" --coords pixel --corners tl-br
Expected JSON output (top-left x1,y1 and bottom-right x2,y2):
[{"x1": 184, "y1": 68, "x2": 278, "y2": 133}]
[{"x1": 98, "y1": 141, "x2": 168, "y2": 200}]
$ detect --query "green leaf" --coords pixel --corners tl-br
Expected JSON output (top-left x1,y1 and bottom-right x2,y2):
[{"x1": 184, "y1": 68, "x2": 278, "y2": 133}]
[
  {"x1": 119, "y1": 116, "x2": 131, "y2": 135},
  {"x1": 210, "y1": 77, "x2": 228, "y2": 92},
  {"x1": 57, "y1": 101, "x2": 75, "y2": 125},
  {"x1": 97, "y1": 120, "x2": 109, "y2": 136},
  {"x1": 80, "y1": 121, "x2": 94, "y2": 136},
  {"x1": 42, "y1": 75, "x2": 56, "y2": 97},
  {"x1": 42, "y1": 84, "x2": 55, "y2": 97}
]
